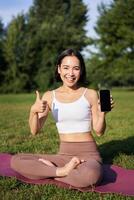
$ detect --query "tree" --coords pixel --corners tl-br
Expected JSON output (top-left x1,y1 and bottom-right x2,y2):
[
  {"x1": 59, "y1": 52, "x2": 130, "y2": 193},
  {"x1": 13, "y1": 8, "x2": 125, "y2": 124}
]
[
  {"x1": 0, "y1": 20, "x2": 7, "y2": 92},
  {"x1": 87, "y1": 0, "x2": 134, "y2": 87},
  {"x1": 2, "y1": 14, "x2": 33, "y2": 93},
  {"x1": 27, "y1": 0, "x2": 89, "y2": 91},
  {"x1": 0, "y1": 0, "x2": 89, "y2": 93}
]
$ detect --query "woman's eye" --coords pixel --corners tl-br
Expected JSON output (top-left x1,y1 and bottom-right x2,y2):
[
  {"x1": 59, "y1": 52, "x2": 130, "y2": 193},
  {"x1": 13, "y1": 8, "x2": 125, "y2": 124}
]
[{"x1": 74, "y1": 67, "x2": 80, "y2": 70}]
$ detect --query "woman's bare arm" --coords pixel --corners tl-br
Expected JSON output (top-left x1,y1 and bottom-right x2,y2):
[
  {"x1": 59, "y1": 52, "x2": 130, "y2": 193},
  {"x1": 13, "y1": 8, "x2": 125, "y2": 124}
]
[
  {"x1": 86, "y1": 89, "x2": 106, "y2": 136},
  {"x1": 29, "y1": 91, "x2": 50, "y2": 135}
]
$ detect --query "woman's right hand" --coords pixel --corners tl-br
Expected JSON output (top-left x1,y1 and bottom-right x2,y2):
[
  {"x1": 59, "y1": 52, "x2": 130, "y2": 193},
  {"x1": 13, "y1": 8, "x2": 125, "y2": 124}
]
[{"x1": 31, "y1": 91, "x2": 49, "y2": 116}]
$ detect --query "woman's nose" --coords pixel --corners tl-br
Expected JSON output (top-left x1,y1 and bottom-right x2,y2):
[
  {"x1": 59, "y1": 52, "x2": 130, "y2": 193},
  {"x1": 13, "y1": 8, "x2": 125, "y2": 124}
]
[{"x1": 69, "y1": 69, "x2": 74, "y2": 75}]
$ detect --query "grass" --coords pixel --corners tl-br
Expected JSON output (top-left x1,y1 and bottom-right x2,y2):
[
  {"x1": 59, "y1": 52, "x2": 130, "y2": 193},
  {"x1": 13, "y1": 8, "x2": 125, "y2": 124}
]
[{"x1": 0, "y1": 89, "x2": 134, "y2": 200}]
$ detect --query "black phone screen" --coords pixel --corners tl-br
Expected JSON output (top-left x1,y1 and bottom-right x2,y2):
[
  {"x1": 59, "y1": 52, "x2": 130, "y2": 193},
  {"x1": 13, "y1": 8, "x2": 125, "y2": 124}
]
[{"x1": 99, "y1": 90, "x2": 111, "y2": 112}]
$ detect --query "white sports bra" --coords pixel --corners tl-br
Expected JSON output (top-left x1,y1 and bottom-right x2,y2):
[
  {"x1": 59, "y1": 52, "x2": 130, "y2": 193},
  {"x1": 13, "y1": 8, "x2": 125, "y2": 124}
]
[{"x1": 51, "y1": 89, "x2": 92, "y2": 134}]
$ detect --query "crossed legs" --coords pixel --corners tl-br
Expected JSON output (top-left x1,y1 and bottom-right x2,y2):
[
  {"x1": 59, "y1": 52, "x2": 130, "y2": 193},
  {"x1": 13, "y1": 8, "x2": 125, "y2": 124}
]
[
  {"x1": 11, "y1": 153, "x2": 80, "y2": 179},
  {"x1": 11, "y1": 153, "x2": 103, "y2": 187}
]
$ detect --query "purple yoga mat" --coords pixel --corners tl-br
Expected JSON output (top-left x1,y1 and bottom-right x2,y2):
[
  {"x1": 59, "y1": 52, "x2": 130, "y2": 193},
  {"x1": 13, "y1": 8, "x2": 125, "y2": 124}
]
[{"x1": 0, "y1": 153, "x2": 134, "y2": 196}]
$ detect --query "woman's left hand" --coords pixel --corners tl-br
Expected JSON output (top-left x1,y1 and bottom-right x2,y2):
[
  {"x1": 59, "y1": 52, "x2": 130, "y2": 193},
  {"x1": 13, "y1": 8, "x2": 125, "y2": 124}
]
[{"x1": 110, "y1": 95, "x2": 115, "y2": 110}]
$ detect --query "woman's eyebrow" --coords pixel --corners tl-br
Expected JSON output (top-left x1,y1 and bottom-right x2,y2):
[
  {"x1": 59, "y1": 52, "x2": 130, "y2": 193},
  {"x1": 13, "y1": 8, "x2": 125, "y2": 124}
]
[
  {"x1": 62, "y1": 64, "x2": 69, "y2": 67},
  {"x1": 62, "y1": 64, "x2": 80, "y2": 67}
]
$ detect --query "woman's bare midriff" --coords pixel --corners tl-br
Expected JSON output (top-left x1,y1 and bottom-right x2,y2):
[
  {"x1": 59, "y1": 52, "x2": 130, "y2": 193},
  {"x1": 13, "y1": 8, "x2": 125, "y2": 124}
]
[{"x1": 59, "y1": 132, "x2": 95, "y2": 142}]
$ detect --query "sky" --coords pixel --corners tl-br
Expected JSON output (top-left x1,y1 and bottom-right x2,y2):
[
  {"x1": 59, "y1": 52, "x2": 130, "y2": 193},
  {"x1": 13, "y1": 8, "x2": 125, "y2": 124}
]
[
  {"x1": 84, "y1": 0, "x2": 112, "y2": 37},
  {"x1": 0, "y1": 0, "x2": 112, "y2": 38}
]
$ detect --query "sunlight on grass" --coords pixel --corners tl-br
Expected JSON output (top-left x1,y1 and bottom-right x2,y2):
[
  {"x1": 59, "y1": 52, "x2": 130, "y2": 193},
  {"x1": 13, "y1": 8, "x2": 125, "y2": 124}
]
[{"x1": 0, "y1": 90, "x2": 134, "y2": 199}]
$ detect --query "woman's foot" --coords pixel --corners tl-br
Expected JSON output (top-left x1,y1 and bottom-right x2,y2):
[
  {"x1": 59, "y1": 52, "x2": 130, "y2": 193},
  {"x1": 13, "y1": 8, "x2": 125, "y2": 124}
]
[{"x1": 56, "y1": 157, "x2": 80, "y2": 177}]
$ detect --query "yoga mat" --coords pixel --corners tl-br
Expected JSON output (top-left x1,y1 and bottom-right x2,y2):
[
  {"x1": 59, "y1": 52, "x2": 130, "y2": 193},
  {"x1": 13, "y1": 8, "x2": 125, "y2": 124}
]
[{"x1": 0, "y1": 153, "x2": 134, "y2": 196}]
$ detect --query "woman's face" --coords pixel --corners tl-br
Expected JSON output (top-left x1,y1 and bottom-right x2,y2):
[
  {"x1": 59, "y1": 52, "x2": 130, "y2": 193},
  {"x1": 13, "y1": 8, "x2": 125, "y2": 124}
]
[{"x1": 58, "y1": 56, "x2": 81, "y2": 88}]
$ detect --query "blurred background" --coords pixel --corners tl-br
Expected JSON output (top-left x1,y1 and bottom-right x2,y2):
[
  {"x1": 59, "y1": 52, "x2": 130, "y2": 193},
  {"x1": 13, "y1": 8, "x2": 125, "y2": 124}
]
[{"x1": 0, "y1": 0, "x2": 134, "y2": 93}]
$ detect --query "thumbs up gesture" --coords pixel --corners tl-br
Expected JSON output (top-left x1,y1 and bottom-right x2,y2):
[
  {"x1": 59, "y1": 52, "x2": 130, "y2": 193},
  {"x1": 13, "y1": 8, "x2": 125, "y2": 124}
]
[{"x1": 31, "y1": 90, "x2": 49, "y2": 115}]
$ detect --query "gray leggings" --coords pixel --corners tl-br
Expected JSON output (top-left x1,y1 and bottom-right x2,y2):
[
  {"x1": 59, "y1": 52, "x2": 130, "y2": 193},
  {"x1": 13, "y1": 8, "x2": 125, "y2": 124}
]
[{"x1": 11, "y1": 141, "x2": 103, "y2": 188}]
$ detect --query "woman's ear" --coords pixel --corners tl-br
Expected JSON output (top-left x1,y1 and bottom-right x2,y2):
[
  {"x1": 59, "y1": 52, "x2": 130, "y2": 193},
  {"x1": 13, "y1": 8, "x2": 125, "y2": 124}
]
[{"x1": 58, "y1": 65, "x2": 61, "y2": 74}]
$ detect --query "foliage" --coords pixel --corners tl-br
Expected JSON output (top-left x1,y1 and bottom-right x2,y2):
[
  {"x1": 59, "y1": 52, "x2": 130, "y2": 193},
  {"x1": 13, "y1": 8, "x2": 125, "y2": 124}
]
[
  {"x1": 1, "y1": 14, "x2": 33, "y2": 93},
  {"x1": 1, "y1": 0, "x2": 134, "y2": 92},
  {"x1": 0, "y1": 20, "x2": 7, "y2": 91},
  {"x1": 0, "y1": 0, "x2": 89, "y2": 93},
  {"x1": 86, "y1": 0, "x2": 134, "y2": 88},
  {"x1": 27, "y1": 0, "x2": 89, "y2": 91}
]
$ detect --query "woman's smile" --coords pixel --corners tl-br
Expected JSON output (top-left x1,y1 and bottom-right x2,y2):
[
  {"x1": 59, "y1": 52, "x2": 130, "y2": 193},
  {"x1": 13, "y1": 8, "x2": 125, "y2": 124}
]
[
  {"x1": 58, "y1": 56, "x2": 81, "y2": 87},
  {"x1": 65, "y1": 75, "x2": 75, "y2": 82}
]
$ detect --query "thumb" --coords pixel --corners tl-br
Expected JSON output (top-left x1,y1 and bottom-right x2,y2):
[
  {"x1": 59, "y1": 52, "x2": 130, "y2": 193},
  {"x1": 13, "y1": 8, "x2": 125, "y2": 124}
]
[{"x1": 36, "y1": 90, "x2": 41, "y2": 101}]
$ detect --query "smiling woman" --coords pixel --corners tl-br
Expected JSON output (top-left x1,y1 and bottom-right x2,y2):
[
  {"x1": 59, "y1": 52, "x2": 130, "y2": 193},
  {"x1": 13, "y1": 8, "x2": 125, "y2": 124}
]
[
  {"x1": 55, "y1": 48, "x2": 86, "y2": 88},
  {"x1": 58, "y1": 56, "x2": 81, "y2": 87},
  {"x1": 10, "y1": 48, "x2": 114, "y2": 188}
]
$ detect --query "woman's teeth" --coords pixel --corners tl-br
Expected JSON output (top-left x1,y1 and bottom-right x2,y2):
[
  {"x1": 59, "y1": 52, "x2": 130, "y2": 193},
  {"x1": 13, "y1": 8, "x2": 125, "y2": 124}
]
[{"x1": 66, "y1": 77, "x2": 74, "y2": 81}]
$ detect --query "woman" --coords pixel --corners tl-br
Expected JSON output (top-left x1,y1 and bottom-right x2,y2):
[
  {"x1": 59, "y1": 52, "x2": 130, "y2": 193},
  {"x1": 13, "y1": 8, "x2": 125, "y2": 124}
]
[{"x1": 11, "y1": 48, "x2": 114, "y2": 188}]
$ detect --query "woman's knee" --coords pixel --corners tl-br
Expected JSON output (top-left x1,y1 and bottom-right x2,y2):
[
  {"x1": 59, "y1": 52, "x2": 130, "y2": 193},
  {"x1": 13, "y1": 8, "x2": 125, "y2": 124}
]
[
  {"x1": 10, "y1": 155, "x2": 20, "y2": 171},
  {"x1": 10, "y1": 154, "x2": 29, "y2": 171},
  {"x1": 76, "y1": 161, "x2": 103, "y2": 187},
  {"x1": 88, "y1": 167, "x2": 103, "y2": 186}
]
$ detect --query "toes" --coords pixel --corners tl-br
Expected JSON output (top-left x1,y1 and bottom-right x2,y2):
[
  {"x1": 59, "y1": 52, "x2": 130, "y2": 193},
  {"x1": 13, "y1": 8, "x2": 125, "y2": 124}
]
[
  {"x1": 71, "y1": 157, "x2": 80, "y2": 166},
  {"x1": 80, "y1": 159, "x2": 85, "y2": 163}
]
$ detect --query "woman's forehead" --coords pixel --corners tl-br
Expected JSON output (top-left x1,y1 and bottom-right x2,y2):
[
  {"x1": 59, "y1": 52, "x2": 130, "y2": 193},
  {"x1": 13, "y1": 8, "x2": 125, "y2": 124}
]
[{"x1": 61, "y1": 56, "x2": 80, "y2": 65}]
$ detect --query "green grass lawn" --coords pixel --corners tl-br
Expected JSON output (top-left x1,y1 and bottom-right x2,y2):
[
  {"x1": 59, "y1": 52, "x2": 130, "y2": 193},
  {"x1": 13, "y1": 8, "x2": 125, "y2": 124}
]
[{"x1": 0, "y1": 89, "x2": 134, "y2": 200}]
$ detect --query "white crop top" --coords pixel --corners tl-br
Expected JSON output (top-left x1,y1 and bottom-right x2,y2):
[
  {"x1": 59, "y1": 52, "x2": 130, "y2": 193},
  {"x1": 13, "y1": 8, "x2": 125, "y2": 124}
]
[{"x1": 51, "y1": 89, "x2": 92, "y2": 134}]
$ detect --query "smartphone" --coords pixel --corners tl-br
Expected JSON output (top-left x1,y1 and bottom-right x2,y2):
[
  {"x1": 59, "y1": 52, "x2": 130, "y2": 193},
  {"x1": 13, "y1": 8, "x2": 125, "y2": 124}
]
[{"x1": 99, "y1": 90, "x2": 111, "y2": 112}]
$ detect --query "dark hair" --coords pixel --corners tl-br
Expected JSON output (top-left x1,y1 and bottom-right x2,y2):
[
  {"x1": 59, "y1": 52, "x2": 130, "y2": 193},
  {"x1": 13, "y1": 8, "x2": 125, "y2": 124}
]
[{"x1": 55, "y1": 48, "x2": 87, "y2": 85}]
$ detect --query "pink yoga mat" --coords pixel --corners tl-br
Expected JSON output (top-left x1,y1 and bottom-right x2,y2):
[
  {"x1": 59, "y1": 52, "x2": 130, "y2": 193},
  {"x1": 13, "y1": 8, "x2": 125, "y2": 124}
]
[{"x1": 0, "y1": 153, "x2": 134, "y2": 196}]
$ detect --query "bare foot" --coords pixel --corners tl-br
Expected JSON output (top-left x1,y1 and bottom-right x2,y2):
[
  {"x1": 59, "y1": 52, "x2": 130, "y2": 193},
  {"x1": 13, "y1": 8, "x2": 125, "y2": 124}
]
[
  {"x1": 56, "y1": 157, "x2": 80, "y2": 177},
  {"x1": 38, "y1": 158, "x2": 55, "y2": 167}
]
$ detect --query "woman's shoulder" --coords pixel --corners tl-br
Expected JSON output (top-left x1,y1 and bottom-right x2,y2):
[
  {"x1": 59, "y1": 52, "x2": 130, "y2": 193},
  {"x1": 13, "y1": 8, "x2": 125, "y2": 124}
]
[
  {"x1": 42, "y1": 87, "x2": 60, "y2": 99},
  {"x1": 85, "y1": 88, "x2": 98, "y2": 103},
  {"x1": 86, "y1": 88, "x2": 98, "y2": 97},
  {"x1": 42, "y1": 90, "x2": 54, "y2": 101}
]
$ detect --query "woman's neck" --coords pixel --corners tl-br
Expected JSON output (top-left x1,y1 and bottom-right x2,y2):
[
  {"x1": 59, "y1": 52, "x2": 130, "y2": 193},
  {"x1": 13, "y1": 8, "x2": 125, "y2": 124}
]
[{"x1": 60, "y1": 85, "x2": 81, "y2": 93}]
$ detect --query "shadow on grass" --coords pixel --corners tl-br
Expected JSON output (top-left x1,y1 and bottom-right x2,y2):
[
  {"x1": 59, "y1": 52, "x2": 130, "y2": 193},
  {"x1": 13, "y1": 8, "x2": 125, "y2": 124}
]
[{"x1": 99, "y1": 136, "x2": 134, "y2": 164}]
